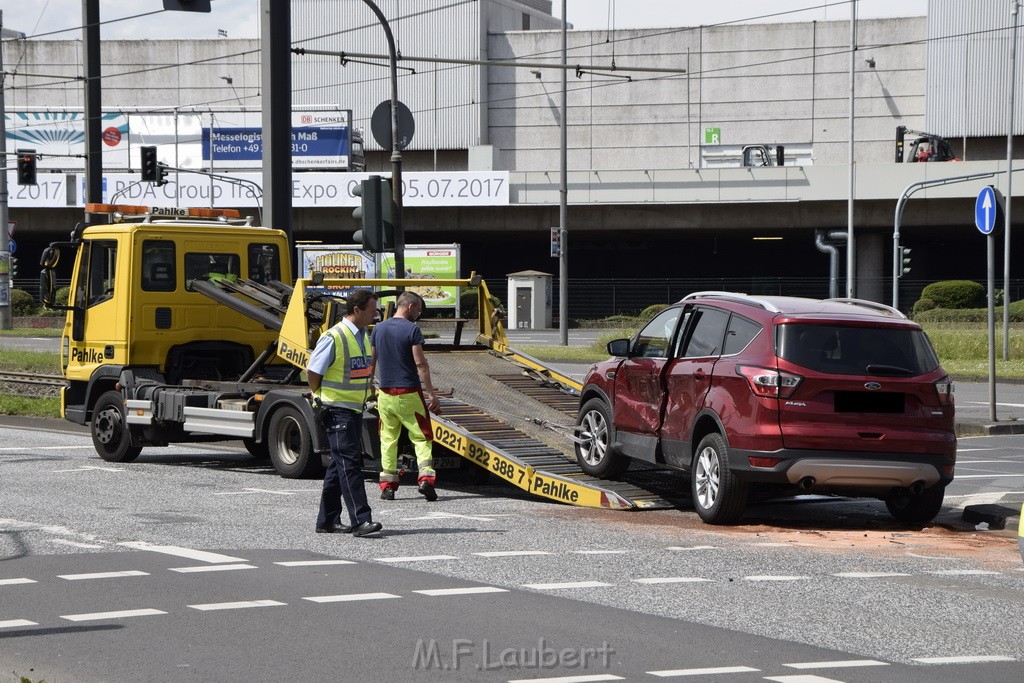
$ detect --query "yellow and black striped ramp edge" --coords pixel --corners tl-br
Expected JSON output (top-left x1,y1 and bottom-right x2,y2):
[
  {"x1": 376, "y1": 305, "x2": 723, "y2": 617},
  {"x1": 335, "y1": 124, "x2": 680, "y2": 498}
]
[{"x1": 429, "y1": 397, "x2": 676, "y2": 510}]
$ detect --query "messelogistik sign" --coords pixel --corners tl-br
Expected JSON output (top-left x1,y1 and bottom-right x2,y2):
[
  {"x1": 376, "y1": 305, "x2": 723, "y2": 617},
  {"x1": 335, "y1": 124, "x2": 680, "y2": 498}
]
[{"x1": 201, "y1": 111, "x2": 353, "y2": 169}]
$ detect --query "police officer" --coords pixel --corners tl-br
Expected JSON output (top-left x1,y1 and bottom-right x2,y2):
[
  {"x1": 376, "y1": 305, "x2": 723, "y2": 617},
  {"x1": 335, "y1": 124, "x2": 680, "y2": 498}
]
[{"x1": 308, "y1": 289, "x2": 382, "y2": 537}]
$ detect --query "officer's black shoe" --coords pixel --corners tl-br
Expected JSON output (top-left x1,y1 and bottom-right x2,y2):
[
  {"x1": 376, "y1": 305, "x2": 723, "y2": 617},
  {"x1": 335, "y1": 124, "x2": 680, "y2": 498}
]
[
  {"x1": 351, "y1": 521, "x2": 383, "y2": 537},
  {"x1": 380, "y1": 488, "x2": 395, "y2": 501},
  {"x1": 315, "y1": 524, "x2": 353, "y2": 534},
  {"x1": 418, "y1": 481, "x2": 438, "y2": 502}
]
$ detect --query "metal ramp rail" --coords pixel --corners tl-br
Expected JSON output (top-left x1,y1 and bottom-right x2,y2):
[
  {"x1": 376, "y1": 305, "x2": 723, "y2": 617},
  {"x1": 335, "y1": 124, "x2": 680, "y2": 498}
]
[{"x1": 429, "y1": 397, "x2": 676, "y2": 510}]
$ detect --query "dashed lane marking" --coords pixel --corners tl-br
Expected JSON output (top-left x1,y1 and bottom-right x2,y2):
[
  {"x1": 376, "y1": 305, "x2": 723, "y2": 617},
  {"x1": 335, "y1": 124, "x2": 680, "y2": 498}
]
[
  {"x1": 118, "y1": 542, "x2": 247, "y2": 564},
  {"x1": 413, "y1": 587, "x2": 510, "y2": 596},
  {"x1": 833, "y1": 572, "x2": 911, "y2": 579},
  {"x1": 783, "y1": 660, "x2": 889, "y2": 669},
  {"x1": 951, "y1": 474, "x2": 1024, "y2": 479},
  {"x1": 303, "y1": 592, "x2": 401, "y2": 603},
  {"x1": 764, "y1": 676, "x2": 845, "y2": 683},
  {"x1": 58, "y1": 570, "x2": 149, "y2": 580},
  {"x1": 0, "y1": 619, "x2": 37, "y2": 628},
  {"x1": 647, "y1": 665, "x2": 760, "y2": 677},
  {"x1": 522, "y1": 581, "x2": 613, "y2": 590},
  {"x1": 62, "y1": 608, "x2": 166, "y2": 622},
  {"x1": 743, "y1": 575, "x2": 810, "y2": 582},
  {"x1": 0, "y1": 578, "x2": 36, "y2": 586},
  {"x1": 214, "y1": 487, "x2": 318, "y2": 496},
  {"x1": 0, "y1": 446, "x2": 94, "y2": 452},
  {"x1": 665, "y1": 545, "x2": 718, "y2": 551},
  {"x1": 912, "y1": 655, "x2": 1016, "y2": 664},
  {"x1": 632, "y1": 577, "x2": 711, "y2": 585},
  {"x1": 51, "y1": 465, "x2": 126, "y2": 473},
  {"x1": 572, "y1": 550, "x2": 630, "y2": 555},
  {"x1": 472, "y1": 550, "x2": 552, "y2": 557},
  {"x1": 507, "y1": 676, "x2": 624, "y2": 683},
  {"x1": 377, "y1": 555, "x2": 460, "y2": 563},
  {"x1": 274, "y1": 560, "x2": 356, "y2": 567},
  {"x1": 926, "y1": 570, "x2": 1002, "y2": 576},
  {"x1": 168, "y1": 564, "x2": 258, "y2": 573},
  {"x1": 188, "y1": 600, "x2": 286, "y2": 611}
]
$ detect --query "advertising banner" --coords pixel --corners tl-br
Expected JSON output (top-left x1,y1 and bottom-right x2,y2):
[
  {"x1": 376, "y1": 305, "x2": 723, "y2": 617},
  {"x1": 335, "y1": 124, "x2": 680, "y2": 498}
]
[
  {"x1": 379, "y1": 246, "x2": 460, "y2": 310},
  {"x1": 295, "y1": 245, "x2": 377, "y2": 299},
  {"x1": 5, "y1": 112, "x2": 130, "y2": 169},
  {"x1": 201, "y1": 111, "x2": 353, "y2": 169}
]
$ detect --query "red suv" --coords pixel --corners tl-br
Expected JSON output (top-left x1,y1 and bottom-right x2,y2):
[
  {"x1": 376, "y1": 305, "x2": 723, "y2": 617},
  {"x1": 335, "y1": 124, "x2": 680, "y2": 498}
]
[{"x1": 575, "y1": 292, "x2": 956, "y2": 524}]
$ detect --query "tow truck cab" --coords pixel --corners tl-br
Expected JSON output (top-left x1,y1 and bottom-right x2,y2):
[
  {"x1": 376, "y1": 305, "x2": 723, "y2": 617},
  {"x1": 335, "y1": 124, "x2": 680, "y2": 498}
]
[{"x1": 40, "y1": 205, "x2": 292, "y2": 426}]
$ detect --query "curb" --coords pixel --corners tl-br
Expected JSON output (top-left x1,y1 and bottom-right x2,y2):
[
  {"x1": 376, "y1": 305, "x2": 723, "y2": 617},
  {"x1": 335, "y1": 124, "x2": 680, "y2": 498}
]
[{"x1": 956, "y1": 420, "x2": 1024, "y2": 436}]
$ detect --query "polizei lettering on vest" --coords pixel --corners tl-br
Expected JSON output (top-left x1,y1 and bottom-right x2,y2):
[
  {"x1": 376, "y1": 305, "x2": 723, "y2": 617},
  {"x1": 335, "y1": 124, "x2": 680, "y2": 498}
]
[
  {"x1": 70, "y1": 347, "x2": 105, "y2": 364},
  {"x1": 278, "y1": 340, "x2": 310, "y2": 368},
  {"x1": 531, "y1": 475, "x2": 579, "y2": 503}
]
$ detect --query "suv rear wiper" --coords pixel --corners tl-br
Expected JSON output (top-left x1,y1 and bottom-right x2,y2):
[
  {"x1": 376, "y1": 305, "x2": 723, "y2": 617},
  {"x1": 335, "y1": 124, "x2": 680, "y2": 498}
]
[{"x1": 865, "y1": 364, "x2": 915, "y2": 377}]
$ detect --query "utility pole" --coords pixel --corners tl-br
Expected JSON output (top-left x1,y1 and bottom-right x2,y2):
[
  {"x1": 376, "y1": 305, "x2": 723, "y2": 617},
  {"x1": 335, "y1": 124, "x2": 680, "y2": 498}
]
[
  {"x1": 1004, "y1": 0, "x2": 1018, "y2": 360},
  {"x1": 83, "y1": 0, "x2": 102, "y2": 221},
  {"x1": 846, "y1": 0, "x2": 857, "y2": 298},
  {"x1": 0, "y1": 12, "x2": 27, "y2": 331},
  {"x1": 558, "y1": 0, "x2": 568, "y2": 345},
  {"x1": 261, "y1": 0, "x2": 292, "y2": 242}
]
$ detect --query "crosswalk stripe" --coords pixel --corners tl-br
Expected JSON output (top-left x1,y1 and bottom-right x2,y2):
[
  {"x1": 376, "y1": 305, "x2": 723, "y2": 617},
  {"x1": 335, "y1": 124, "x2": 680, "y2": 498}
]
[
  {"x1": 188, "y1": 600, "x2": 285, "y2": 611},
  {"x1": 62, "y1": 608, "x2": 166, "y2": 621},
  {"x1": 303, "y1": 592, "x2": 400, "y2": 603},
  {"x1": 58, "y1": 570, "x2": 149, "y2": 580},
  {"x1": 413, "y1": 587, "x2": 509, "y2": 596},
  {"x1": 647, "y1": 665, "x2": 759, "y2": 676},
  {"x1": 784, "y1": 660, "x2": 889, "y2": 669}
]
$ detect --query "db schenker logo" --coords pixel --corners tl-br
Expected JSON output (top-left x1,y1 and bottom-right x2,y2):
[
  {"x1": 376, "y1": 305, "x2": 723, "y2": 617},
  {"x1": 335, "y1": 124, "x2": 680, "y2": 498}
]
[{"x1": 300, "y1": 115, "x2": 313, "y2": 124}]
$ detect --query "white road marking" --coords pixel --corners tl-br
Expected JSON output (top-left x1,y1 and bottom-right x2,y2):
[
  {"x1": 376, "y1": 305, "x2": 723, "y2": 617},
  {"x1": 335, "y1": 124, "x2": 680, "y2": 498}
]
[
  {"x1": 49, "y1": 539, "x2": 104, "y2": 549},
  {"x1": 413, "y1": 587, "x2": 510, "y2": 596},
  {"x1": 912, "y1": 655, "x2": 1016, "y2": 664},
  {"x1": 472, "y1": 550, "x2": 552, "y2": 557},
  {"x1": 52, "y1": 465, "x2": 126, "y2": 473},
  {"x1": 402, "y1": 512, "x2": 499, "y2": 521},
  {"x1": 377, "y1": 555, "x2": 459, "y2": 563},
  {"x1": 0, "y1": 446, "x2": 94, "y2": 452},
  {"x1": 507, "y1": 676, "x2": 624, "y2": 683},
  {"x1": 632, "y1": 577, "x2": 711, "y2": 585},
  {"x1": 62, "y1": 608, "x2": 166, "y2": 621},
  {"x1": 0, "y1": 619, "x2": 37, "y2": 628},
  {"x1": 743, "y1": 575, "x2": 809, "y2": 582},
  {"x1": 214, "y1": 487, "x2": 317, "y2": 496},
  {"x1": 648, "y1": 665, "x2": 759, "y2": 676},
  {"x1": 188, "y1": 600, "x2": 286, "y2": 611},
  {"x1": 303, "y1": 592, "x2": 401, "y2": 603},
  {"x1": 169, "y1": 564, "x2": 258, "y2": 573},
  {"x1": 951, "y1": 474, "x2": 1024, "y2": 479},
  {"x1": 572, "y1": 550, "x2": 629, "y2": 555},
  {"x1": 58, "y1": 570, "x2": 149, "y2": 580},
  {"x1": 956, "y1": 448, "x2": 997, "y2": 452},
  {"x1": 275, "y1": 560, "x2": 356, "y2": 567},
  {"x1": 833, "y1": 572, "x2": 911, "y2": 578},
  {"x1": 764, "y1": 676, "x2": 845, "y2": 683},
  {"x1": 118, "y1": 541, "x2": 247, "y2": 564},
  {"x1": 784, "y1": 660, "x2": 889, "y2": 669},
  {"x1": 0, "y1": 578, "x2": 37, "y2": 585},
  {"x1": 665, "y1": 545, "x2": 718, "y2": 551},
  {"x1": 957, "y1": 460, "x2": 1016, "y2": 464},
  {"x1": 522, "y1": 581, "x2": 613, "y2": 590},
  {"x1": 926, "y1": 569, "x2": 1002, "y2": 576}
]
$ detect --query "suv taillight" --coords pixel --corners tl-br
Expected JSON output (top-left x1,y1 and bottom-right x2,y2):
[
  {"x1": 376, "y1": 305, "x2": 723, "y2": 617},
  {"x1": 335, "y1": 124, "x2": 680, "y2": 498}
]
[
  {"x1": 935, "y1": 376, "x2": 954, "y2": 406},
  {"x1": 736, "y1": 365, "x2": 802, "y2": 399}
]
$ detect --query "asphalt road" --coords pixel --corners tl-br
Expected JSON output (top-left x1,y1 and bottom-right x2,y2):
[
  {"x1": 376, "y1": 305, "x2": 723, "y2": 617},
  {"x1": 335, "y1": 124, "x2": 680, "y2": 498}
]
[{"x1": 1, "y1": 422, "x2": 1022, "y2": 682}]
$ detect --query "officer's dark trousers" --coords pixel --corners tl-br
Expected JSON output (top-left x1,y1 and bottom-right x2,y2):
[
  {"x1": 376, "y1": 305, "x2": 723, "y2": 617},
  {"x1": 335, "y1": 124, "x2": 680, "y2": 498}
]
[{"x1": 317, "y1": 407, "x2": 373, "y2": 528}]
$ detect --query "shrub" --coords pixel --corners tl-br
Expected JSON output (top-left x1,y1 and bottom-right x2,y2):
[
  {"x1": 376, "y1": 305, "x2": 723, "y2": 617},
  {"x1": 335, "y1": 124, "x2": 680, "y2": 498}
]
[
  {"x1": 460, "y1": 287, "x2": 506, "y2": 319},
  {"x1": 43, "y1": 286, "x2": 71, "y2": 310},
  {"x1": 639, "y1": 303, "x2": 668, "y2": 319},
  {"x1": 914, "y1": 299, "x2": 1024, "y2": 323},
  {"x1": 919, "y1": 280, "x2": 985, "y2": 309},
  {"x1": 911, "y1": 297, "x2": 936, "y2": 317},
  {"x1": 10, "y1": 289, "x2": 36, "y2": 317}
]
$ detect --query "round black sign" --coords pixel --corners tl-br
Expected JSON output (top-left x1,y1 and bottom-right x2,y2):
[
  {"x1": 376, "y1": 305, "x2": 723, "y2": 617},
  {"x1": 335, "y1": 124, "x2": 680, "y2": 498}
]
[{"x1": 370, "y1": 99, "x2": 415, "y2": 151}]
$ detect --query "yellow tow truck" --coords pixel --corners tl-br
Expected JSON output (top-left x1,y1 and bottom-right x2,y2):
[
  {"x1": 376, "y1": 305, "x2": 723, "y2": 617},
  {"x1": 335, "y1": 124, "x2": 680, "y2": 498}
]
[{"x1": 39, "y1": 203, "x2": 675, "y2": 510}]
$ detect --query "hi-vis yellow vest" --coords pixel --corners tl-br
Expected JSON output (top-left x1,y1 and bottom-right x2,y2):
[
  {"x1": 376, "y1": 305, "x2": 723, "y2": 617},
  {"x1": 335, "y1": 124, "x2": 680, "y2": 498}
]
[{"x1": 318, "y1": 324, "x2": 372, "y2": 411}]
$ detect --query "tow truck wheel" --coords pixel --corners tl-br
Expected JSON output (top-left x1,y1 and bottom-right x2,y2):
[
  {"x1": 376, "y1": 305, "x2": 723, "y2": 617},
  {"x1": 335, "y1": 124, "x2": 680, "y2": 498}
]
[
  {"x1": 242, "y1": 437, "x2": 270, "y2": 460},
  {"x1": 268, "y1": 405, "x2": 320, "y2": 478},
  {"x1": 691, "y1": 432, "x2": 748, "y2": 524},
  {"x1": 885, "y1": 484, "x2": 945, "y2": 524},
  {"x1": 91, "y1": 390, "x2": 142, "y2": 463},
  {"x1": 575, "y1": 398, "x2": 628, "y2": 479}
]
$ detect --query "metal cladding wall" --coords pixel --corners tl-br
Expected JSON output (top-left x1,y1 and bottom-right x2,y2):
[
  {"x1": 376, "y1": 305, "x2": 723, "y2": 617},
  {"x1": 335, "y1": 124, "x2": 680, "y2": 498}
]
[
  {"x1": 291, "y1": 0, "x2": 560, "y2": 152},
  {"x1": 926, "y1": 0, "x2": 1024, "y2": 136}
]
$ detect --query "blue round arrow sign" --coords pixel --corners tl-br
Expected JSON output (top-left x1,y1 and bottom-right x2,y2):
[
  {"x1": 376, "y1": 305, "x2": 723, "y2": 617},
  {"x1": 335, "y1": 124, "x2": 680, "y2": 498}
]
[{"x1": 975, "y1": 186, "x2": 997, "y2": 235}]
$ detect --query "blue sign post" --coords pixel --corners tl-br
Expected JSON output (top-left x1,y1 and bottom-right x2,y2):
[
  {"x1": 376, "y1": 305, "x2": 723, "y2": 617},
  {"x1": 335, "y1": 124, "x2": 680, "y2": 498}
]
[{"x1": 975, "y1": 186, "x2": 1000, "y2": 235}]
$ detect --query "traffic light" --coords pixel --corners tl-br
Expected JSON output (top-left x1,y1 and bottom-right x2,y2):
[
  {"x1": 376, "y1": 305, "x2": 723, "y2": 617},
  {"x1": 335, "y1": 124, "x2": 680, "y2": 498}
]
[
  {"x1": 162, "y1": 0, "x2": 211, "y2": 11},
  {"x1": 899, "y1": 246, "x2": 912, "y2": 276},
  {"x1": 352, "y1": 176, "x2": 393, "y2": 252},
  {"x1": 10, "y1": 257, "x2": 17, "y2": 278},
  {"x1": 16, "y1": 149, "x2": 37, "y2": 186},
  {"x1": 140, "y1": 146, "x2": 168, "y2": 186}
]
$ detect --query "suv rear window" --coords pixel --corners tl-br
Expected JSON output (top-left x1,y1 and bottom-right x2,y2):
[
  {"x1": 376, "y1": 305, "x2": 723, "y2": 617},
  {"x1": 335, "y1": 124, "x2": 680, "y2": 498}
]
[{"x1": 777, "y1": 324, "x2": 940, "y2": 376}]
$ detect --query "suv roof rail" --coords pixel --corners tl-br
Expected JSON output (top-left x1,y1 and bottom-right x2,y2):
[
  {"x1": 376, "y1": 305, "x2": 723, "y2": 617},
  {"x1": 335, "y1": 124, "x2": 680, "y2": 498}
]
[
  {"x1": 682, "y1": 291, "x2": 781, "y2": 313},
  {"x1": 825, "y1": 297, "x2": 907, "y2": 319}
]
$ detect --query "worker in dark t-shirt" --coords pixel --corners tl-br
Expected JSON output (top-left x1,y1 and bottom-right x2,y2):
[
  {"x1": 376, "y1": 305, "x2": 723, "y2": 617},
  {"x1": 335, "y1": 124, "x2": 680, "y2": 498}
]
[{"x1": 371, "y1": 291, "x2": 441, "y2": 501}]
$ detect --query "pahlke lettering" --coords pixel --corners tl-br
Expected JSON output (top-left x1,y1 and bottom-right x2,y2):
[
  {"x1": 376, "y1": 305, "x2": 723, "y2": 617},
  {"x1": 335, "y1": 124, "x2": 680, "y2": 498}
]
[
  {"x1": 531, "y1": 475, "x2": 579, "y2": 503},
  {"x1": 278, "y1": 340, "x2": 310, "y2": 368},
  {"x1": 71, "y1": 347, "x2": 104, "y2": 364}
]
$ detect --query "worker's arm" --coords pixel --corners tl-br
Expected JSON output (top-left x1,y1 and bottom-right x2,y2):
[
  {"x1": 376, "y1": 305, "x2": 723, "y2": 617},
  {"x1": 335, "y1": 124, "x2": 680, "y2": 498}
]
[
  {"x1": 307, "y1": 370, "x2": 323, "y2": 394},
  {"x1": 412, "y1": 344, "x2": 440, "y2": 413}
]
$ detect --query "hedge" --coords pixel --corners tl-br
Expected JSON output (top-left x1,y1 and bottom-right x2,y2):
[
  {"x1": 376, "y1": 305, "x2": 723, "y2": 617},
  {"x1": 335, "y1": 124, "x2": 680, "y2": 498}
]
[
  {"x1": 914, "y1": 299, "x2": 1024, "y2": 323},
  {"x1": 918, "y1": 280, "x2": 985, "y2": 310}
]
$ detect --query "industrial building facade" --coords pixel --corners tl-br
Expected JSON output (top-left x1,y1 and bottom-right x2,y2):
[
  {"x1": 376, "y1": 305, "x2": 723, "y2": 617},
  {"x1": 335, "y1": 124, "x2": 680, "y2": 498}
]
[{"x1": 4, "y1": 0, "x2": 1023, "y2": 313}]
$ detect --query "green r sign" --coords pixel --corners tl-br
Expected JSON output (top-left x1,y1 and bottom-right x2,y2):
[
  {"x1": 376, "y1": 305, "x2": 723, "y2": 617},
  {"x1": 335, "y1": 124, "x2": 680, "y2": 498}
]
[{"x1": 705, "y1": 128, "x2": 721, "y2": 144}]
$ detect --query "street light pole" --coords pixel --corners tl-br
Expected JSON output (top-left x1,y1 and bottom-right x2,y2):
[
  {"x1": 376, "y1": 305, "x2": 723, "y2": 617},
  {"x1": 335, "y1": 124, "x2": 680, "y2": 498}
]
[
  {"x1": 846, "y1": 0, "x2": 857, "y2": 298},
  {"x1": 558, "y1": 0, "x2": 568, "y2": 345},
  {"x1": 0, "y1": 12, "x2": 27, "y2": 331},
  {"x1": 360, "y1": 0, "x2": 404, "y2": 279},
  {"x1": 1004, "y1": 0, "x2": 1018, "y2": 360}
]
